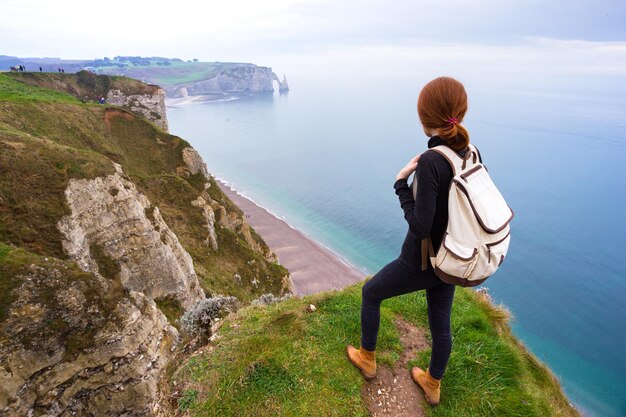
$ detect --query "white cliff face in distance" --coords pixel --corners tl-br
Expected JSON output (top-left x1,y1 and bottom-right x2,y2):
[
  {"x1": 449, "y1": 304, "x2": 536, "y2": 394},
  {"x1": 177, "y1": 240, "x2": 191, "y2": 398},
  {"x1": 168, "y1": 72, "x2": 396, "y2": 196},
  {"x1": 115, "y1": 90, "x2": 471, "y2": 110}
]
[{"x1": 172, "y1": 64, "x2": 288, "y2": 97}]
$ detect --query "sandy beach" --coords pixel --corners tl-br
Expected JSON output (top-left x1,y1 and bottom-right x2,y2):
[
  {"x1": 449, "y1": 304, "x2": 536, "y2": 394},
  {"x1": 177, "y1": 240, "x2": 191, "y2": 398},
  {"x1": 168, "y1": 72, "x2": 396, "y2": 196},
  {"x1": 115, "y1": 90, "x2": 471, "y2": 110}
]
[
  {"x1": 216, "y1": 180, "x2": 368, "y2": 296},
  {"x1": 165, "y1": 94, "x2": 241, "y2": 108}
]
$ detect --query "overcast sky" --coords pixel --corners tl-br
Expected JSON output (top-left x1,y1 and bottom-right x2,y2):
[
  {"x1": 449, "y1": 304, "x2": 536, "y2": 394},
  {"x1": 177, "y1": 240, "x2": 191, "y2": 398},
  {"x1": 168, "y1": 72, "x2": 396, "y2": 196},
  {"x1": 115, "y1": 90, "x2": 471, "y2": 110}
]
[
  {"x1": 1, "y1": 0, "x2": 625, "y2": 92},
  {"x1": 1, "y1": 0, "x2": 625, "y2": 60}
]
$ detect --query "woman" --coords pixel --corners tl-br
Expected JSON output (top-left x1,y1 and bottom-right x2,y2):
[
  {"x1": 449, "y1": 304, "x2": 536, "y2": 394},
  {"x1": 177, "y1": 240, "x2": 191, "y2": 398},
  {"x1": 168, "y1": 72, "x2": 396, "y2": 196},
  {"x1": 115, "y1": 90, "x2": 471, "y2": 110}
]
[{"x1": 346, "y1": 76, "x2": 480, "y2": 406}]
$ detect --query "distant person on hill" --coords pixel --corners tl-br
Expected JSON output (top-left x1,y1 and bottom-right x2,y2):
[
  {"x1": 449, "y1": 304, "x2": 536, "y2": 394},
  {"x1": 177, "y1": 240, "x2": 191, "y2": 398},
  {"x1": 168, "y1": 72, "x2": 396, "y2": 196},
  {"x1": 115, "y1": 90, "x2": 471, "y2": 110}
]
[
  {"x1": 39, "y1": 67, "x2": 42, "y2": 72},
  {"x1": 347, "y1": 76, "x2": 480, "y2": 406}
]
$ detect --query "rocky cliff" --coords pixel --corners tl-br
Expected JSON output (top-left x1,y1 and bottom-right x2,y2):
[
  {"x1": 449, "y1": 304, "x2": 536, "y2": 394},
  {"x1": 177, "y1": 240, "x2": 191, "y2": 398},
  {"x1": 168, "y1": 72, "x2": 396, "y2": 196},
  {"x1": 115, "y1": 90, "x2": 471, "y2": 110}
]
[
  {"x1": 0, "y1": 245, "x2": 178, "y2": 416},
  {"x1": 57, "y1": 162, "x2": 204, "y2": 310},
  {"x1": 0, "y1": 73, "x2": 290, "y2": 416},
  {"x1": 105, "y1": 88, "x2": 168, "y2": 131},
  {"x1": 172, "y1": 64, "x2": 278, "y2": 97}
]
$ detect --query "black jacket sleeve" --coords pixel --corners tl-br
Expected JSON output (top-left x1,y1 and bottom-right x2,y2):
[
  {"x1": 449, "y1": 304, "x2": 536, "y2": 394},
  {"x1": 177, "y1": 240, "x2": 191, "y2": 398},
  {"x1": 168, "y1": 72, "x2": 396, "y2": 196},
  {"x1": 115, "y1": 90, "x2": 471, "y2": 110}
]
[{"x1": 393, "y1": 151, "x2": 439, "y2": 240}]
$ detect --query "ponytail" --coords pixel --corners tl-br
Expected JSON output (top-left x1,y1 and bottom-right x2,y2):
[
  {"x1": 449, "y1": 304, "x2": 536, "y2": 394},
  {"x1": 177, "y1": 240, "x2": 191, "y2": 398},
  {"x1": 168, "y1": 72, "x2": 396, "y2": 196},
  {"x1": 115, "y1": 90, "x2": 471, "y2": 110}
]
[{"x1": 439, "y1": 121, "x2": 470, "y2": 152}]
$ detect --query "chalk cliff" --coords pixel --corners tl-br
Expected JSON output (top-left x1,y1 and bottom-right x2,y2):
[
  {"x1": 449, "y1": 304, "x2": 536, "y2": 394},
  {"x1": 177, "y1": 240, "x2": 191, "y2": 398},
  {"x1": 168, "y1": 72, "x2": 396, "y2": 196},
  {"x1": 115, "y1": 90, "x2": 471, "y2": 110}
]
[
  {"x1": 106, "y1": 88, "x2": 168, "y2": 131},
  {"x1": 57, "y1": 162, "x2": 205, "y2": 310},
  {"x1": 0, "y1": 249, "x2": 178, "y2": 416},
  {"x1": 172, "y1": 64, "x2": 281, "y2": 97}
]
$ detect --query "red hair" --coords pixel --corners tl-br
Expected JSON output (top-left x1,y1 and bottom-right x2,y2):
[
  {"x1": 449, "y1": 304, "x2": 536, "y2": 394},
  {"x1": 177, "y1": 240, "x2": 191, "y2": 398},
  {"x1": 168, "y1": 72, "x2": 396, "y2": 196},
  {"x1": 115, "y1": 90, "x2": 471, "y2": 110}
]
[{"x1": 417, "y1": 77, "x2": 469, "y2": 151}]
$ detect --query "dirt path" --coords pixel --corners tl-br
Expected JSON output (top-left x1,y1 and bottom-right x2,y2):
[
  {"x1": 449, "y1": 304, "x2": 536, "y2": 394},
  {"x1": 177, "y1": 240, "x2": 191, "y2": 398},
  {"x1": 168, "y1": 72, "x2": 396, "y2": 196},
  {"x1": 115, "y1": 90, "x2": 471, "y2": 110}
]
[{"x1": 362, "y1": 317, "x2": 430, "y2": 417}]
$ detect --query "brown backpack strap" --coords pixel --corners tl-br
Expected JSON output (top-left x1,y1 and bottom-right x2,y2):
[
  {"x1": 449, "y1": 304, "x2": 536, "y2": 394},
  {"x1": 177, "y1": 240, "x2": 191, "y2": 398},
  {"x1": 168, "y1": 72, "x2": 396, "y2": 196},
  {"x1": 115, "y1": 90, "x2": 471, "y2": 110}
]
[{"x1": 421, "y1": 236, "x2": 436, "y2": 271}]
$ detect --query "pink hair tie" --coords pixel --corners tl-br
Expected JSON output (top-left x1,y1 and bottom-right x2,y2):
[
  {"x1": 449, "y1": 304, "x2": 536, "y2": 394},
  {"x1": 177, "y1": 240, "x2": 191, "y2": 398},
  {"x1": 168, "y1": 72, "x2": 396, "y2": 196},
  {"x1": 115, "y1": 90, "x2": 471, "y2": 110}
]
[{"x1": 447, "y1": 117, "x2": 459, "y2": 125}]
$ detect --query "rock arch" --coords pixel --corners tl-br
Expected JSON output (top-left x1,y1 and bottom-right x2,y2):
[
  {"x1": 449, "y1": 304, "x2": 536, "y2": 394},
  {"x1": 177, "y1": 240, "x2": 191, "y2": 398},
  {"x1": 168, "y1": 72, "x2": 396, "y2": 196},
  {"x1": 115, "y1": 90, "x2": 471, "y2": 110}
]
[{"x1": 272, "y1": 72, "x2": 290, "y2": 92}]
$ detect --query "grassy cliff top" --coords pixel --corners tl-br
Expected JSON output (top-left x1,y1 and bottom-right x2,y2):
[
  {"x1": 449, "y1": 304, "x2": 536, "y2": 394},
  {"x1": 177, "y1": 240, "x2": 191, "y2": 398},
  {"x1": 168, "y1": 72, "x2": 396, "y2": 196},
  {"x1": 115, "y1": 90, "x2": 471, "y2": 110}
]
[
  {"x1": 3, "y1": 70, "x2": 159, "y2": 101},
  {"x1": 167, "y1": 282, "x2": 580, "y2": 417}
]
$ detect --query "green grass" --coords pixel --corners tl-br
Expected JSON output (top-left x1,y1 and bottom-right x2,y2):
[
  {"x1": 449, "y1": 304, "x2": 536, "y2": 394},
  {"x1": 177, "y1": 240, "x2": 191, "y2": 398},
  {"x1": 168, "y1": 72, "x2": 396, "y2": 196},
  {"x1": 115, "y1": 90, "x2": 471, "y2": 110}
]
[
  {"x1": 169, "y1": 283, "x2": 580, "y2": 417},
  {"x1": 94, "y1": 61, "x2": 243, "y2": 86},
  {"x1": 0, "y1": 128, "x2": 115, "y2": 258},
  {"x1": 0, "y1": 242, "x2": 21, "y2": 323},
  {"x1": 156, "y1": 296, "x2": 185, "y2": 329},
  {"x1": 0, "y1": 73, "x2": 81, "y2": 103},
  {"x1": 3, "y1": 71, "x2": 158, "y2": 100}
]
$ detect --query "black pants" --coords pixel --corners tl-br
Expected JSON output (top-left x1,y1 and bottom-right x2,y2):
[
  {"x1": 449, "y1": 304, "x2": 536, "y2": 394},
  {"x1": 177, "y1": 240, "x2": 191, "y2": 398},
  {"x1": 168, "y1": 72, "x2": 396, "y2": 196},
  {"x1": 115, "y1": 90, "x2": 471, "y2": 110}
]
[{"x1": 360, "y1": 258, "x2": 456, "y2": 379}]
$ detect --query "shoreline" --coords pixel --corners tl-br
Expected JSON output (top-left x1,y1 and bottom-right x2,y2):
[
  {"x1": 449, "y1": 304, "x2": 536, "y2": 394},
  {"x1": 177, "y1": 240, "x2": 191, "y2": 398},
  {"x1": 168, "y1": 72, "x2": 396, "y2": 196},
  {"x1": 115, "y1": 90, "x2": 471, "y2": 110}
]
[
  {"x1": 165, "y1": 94, "x2": 240, "y2": 108},
  {"x1": 214, "y1": 178, "x2": 367, "y2": 296}
]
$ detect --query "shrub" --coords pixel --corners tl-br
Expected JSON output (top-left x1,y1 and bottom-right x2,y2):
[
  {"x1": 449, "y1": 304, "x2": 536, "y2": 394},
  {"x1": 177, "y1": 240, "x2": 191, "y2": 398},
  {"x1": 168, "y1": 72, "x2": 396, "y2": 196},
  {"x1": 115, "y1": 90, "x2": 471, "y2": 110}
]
[
  {"x1": 179, "y1": 296, "x2": 239, "y2": 337},
  {"x1": 251, "y1": 293, "x2": 292, "y2": 307}
]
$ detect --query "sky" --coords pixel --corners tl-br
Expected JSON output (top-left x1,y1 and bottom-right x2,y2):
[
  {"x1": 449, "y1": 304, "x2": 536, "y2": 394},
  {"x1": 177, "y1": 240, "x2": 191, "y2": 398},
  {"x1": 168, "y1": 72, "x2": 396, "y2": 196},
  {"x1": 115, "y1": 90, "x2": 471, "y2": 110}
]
[
  {"x1": 1, "y1": 0, "x2": 626, "y2": 92},
  {"x1": 1, "y1": 0, "x2": 625, "y2": 59}
]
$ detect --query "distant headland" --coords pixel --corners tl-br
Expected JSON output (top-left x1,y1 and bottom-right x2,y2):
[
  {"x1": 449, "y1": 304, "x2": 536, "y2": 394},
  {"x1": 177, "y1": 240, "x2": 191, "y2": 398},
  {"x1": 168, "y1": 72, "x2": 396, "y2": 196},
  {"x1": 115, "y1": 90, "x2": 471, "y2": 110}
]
[{"x1": 0, "y1": 55, "x2": 289, "y2": 100}]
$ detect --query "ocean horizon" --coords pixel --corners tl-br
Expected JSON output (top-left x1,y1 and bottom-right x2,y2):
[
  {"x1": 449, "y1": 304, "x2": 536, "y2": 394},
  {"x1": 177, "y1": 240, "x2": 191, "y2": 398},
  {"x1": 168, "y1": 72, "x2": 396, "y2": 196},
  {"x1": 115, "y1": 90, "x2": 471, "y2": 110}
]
[{"x1": 167, "y1": 72, "x2": 626, "y2": 417}]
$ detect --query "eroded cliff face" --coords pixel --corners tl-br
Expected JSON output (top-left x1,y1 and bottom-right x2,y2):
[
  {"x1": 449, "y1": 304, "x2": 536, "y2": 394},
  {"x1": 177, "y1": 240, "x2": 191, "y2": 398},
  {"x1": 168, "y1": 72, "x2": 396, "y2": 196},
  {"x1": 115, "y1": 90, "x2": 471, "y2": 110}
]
[
  {"x1": 106, "y1": 88, "x2": 168, "y2": 131},
  {"x1": 0, "y1": 250, "x2": 178, "y2": 417},
  {"x1": 174, "y1": 65, "x2": 275, "y2": 96},
  {"x1": 57, "y1": 162, "x2": 205, "y2": 310}
]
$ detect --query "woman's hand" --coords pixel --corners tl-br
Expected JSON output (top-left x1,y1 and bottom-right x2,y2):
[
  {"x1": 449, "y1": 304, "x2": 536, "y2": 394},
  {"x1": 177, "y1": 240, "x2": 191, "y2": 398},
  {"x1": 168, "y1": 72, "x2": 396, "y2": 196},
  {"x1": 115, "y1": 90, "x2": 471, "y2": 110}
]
[{"x1": 396, "y1": 154, "x2": 421, "y2": 181}]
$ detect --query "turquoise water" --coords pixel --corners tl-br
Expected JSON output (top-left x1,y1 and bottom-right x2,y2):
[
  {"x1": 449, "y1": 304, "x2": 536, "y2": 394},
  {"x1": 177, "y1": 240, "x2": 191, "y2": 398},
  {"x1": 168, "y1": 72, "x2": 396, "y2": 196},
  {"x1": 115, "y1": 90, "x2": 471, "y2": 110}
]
[{"x1": 167, "y1": 76, "x2": 626, "y2": 417}]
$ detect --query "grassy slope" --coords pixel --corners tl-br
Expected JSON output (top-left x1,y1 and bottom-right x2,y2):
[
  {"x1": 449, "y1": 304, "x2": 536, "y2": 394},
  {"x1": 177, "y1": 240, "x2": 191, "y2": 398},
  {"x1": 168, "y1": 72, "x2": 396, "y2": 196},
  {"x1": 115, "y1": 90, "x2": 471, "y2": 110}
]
[
  {"x1": 0, "y1": 73, "x2": 288, "y2": 314},
  {"x1": 169, "y1": 282, "x2": 580, "y2": 417},
  {"x1": 4, "y1": 70, "x2": 158, "y2": 100}
]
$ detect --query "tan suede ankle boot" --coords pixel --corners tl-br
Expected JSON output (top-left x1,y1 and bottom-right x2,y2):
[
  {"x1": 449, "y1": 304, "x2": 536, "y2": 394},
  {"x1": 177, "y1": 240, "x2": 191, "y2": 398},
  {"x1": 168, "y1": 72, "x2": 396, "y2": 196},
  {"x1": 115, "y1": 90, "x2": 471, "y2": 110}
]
[
  {"x1": 346, "y1": 344, "x2": 376, "y2": 380},
  {"x1": 411, "y1": 366, "x2": 441, "y2": 405}
]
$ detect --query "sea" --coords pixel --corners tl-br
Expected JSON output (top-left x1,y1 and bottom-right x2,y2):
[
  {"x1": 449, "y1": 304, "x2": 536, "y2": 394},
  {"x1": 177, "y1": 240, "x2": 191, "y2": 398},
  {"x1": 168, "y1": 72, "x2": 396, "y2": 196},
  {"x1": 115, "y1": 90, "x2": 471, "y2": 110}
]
[{"x1": 167, "y1": 67, "x2": 626, "y2": 417}]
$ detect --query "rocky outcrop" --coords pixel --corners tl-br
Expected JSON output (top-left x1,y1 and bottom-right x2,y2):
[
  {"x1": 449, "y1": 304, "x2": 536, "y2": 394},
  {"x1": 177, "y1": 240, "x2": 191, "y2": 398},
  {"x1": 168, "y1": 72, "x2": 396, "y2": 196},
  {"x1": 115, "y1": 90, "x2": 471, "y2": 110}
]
[
  {"x1": 191, "y1": 192, "x2": 219, "y2": 252},
  {"x1": 182, "y1": 147, "x2": 210, "y2": 179},
  {"x1": 57, "y1": 162, "x2": 205, "y2": 310},
  {"x1": 0, "y1": 255, "x2": 178, "y2": 417},
  {"x1": 106, "y1": 88, "x2": 168, "y2": 131}
]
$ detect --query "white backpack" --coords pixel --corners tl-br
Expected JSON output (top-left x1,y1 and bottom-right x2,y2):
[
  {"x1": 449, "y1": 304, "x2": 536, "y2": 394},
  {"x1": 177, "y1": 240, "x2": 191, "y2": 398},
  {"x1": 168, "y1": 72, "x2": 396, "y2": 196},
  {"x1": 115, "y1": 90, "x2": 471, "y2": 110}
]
[{"x1": 411, "y1": 144, "x2": 514, "y2": 287}]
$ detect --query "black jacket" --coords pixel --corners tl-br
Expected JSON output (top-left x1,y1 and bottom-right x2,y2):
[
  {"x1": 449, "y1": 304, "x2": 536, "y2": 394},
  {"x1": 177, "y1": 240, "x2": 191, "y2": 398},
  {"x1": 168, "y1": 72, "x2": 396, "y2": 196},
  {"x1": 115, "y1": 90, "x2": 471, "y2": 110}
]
[{"x1": 393, "y1": 135, "x2": 482, "y2": 272}]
